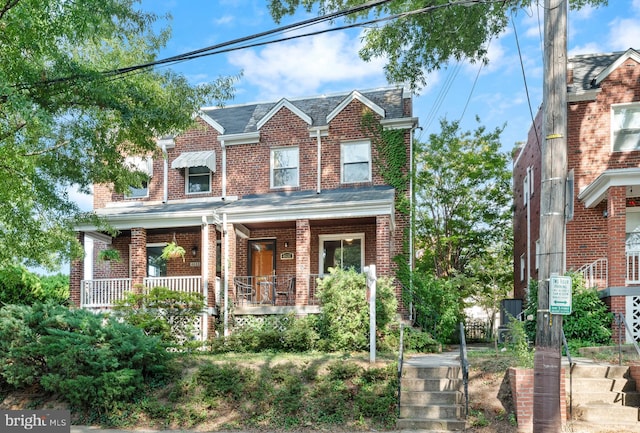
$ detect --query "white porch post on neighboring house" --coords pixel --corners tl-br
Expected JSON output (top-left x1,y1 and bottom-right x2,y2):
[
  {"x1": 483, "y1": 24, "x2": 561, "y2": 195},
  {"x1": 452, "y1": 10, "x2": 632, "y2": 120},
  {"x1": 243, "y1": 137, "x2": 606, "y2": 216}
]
[
  {"x1": 201, "y1": 215, "x2": 209, "y2": 341},
  {"x1": 223, "y1": 212, "x2": 229, "y2": 336}
]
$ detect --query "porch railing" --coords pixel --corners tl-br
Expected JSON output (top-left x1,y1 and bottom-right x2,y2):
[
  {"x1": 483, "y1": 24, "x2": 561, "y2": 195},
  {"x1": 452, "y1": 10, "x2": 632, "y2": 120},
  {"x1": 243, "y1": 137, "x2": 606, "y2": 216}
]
[
  {"x1": 627, "y1": 251, "x2": 640, "y2": 284},
  {"x1": 143, "y1": 276, "x2": 202, "y2": 294},
  {"x1": 81, "y1": 278, "x2": 131, "y2": 308},
  {"x1": 577, "y1": 258, "x2": 608, "y2": 289}
]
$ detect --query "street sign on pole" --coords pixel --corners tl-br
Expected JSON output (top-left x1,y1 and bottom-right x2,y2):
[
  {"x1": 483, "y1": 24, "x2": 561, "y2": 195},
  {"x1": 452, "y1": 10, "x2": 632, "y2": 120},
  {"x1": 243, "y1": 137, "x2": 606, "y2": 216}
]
[{"x1": 549, "y1": 276, "x2": 572, "y2": 315}]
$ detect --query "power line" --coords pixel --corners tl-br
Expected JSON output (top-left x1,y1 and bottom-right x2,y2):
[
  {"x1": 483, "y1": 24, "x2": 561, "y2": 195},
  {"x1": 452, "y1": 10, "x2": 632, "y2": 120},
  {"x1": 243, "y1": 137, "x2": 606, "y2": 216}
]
[{"x1": 13, "y1": 0, "x2": 506, "y2": 91}]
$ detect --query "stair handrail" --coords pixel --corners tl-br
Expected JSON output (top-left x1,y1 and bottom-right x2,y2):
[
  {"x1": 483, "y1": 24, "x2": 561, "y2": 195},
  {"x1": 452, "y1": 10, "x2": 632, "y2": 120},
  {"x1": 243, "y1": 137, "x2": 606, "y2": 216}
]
[
  {"x1": 562, "y1": 328, "x2": 574, "y2": 418},
  {"x1": 458, "y1": 322, "x2": 469, "y2": 418},
  {"x1": 615, "y1": 312, "x2": 640, "y2": 366},
  {"x1": 396, "y1": 322, "x2": 404, "y2": 416}
]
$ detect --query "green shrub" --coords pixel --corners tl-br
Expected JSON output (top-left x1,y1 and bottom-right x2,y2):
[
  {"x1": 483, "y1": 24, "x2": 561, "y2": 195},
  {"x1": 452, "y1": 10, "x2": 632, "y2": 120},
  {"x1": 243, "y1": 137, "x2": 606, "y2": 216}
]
[
  {"x1": 113, "y1": 286, "x2": 205, "y2": 348},
  {"x1": 282, "y1": 315, "x2": 319, "y2": 351},
  {"x1": 0, "y1": 302, "x2": 169, "y2": 411},
  {"x1": 524, "y1": 274, "x2": 613, "y2": 349},
  {"x1": 38, "y1": 273, "x2": 69, "y2": 304},
  {"x1": 196, "y1": 363, "x2": 256, "y2": 401},
  {"x1": 316, "y1": 267, "x2": 398, "y2": 351},
  {"x1": 412, "y1": 272, "x2": 462, "y2": 343},
  {"x1": 0, "y1": 265, "x2": 44, "y2": 305}
]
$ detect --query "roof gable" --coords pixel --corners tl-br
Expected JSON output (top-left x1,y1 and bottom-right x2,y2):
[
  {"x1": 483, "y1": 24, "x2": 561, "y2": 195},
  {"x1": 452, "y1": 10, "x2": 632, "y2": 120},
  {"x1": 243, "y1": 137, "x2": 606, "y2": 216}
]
[
  {"x1": 595, "y1": 48, "x2": 640, "y2": 86},
  {"x1": 326, "y1": 90, "x2": 385, "y2": 123},
  {"x1": 197, "y1": 111, "x2": 225, "y2": 134},
  {"x1": 257, "y1": 98, "x2": 312, "y2": 130}
]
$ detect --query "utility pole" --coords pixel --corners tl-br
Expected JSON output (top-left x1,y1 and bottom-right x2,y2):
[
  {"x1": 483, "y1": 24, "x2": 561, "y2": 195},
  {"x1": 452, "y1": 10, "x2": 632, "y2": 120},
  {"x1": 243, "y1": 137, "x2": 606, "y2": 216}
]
[{"x1": 534, "y1": 0, "x2": 567, "y2": 432}]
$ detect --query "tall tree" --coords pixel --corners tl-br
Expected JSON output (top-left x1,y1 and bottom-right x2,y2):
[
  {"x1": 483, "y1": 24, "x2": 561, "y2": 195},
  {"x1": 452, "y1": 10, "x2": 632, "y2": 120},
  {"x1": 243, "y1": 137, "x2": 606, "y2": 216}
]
[
  {"x1": 414, "y1": 118, "x2": 511, "y2": 279},
  {"x1": 0, "y1": 0, "x2": 238, "y2": 269},
  {"x1": 268, "y1": 0, "x2": 608, "y2": 90}
]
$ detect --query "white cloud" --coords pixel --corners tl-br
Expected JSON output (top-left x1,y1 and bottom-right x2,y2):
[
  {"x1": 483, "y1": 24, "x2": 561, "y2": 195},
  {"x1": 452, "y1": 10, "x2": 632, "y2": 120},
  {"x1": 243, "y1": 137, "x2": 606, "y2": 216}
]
[
  {"x1": 633, "y1": 0, "x2": 640, "y2": 12},
  {"x1": 569, "y1": 42, "x2": 603, "y2": 57},
  {"x1": 69, "y1": 186, "x2": 93, "y2": 212},
  {"x1": 214, "y1": 15, "x2": 234, "y2": 26},
  {"x1": 608, "y1": 18, "x2": 640, "y2": 51},
  {"x1": 228, "y1": 28, "x2": 387, "y2": 99}
]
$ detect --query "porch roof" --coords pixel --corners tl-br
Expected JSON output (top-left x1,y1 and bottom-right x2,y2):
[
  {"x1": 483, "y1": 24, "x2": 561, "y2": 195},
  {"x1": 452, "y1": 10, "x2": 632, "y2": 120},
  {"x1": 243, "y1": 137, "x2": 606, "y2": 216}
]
[
  {"x1": 578, "y1": 167, "x2": 640, "y2": 208},
  {"x1": 221, "y1": 186, "x2": 397, "y2": 226},
  {"x1": 76, "y1": 186, "x2": 397, "y2": 232}
]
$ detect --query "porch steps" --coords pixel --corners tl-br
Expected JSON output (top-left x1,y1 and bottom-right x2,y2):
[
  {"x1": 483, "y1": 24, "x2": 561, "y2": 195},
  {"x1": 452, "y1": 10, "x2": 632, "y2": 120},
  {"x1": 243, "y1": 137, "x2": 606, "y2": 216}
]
[
  {"x1": 397, "y1": 363, "x2": 466, "y2": 431},
  {"x1": 567, "y1": 364, "x2": 640, "y2": 426}
]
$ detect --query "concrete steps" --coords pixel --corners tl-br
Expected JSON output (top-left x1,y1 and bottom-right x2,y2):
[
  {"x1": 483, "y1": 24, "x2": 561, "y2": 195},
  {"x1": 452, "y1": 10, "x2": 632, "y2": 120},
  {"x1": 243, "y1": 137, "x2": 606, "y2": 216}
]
[
  {"x1": 568, "y1": 364, "x2": 640, "y2": 426},
  {"x1": 397, "y1": 363, "x2": 466, "y2": 431}
]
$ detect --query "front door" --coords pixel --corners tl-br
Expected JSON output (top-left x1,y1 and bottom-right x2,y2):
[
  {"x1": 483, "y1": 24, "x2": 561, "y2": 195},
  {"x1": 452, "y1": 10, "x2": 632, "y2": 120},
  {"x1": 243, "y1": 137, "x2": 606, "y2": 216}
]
[{"x1": 249, "y1": 240, "x2": 275, "y2": 303}]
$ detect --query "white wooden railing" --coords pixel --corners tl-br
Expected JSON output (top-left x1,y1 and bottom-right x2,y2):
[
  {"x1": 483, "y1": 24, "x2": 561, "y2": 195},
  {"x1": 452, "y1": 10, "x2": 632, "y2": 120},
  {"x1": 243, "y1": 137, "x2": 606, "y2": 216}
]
[
  {"x1": 143, "y1": 276, "x2": 202, "y2": 294},
  {"x1": 81, "y1": 276, "x2": 204, "y2": 308},
  {"x1": 81, "y1": 278, "x2": 131, "y2": 308}
]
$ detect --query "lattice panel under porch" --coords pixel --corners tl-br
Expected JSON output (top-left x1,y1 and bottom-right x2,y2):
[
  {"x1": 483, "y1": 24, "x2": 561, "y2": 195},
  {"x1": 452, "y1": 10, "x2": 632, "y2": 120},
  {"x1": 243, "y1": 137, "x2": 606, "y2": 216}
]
[{"x1": 626, "y1": 295, "x2": 640, "y2": 343}]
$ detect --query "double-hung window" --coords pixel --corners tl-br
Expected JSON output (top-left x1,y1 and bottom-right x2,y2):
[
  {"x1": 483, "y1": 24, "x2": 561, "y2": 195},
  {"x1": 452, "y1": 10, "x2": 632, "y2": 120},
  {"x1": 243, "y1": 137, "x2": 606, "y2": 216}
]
[
  {"x1": 341, "y1": 140, "x2": 371, "y2": 183},
  {"x1": 613, "y1": 103, "x2": 640, "y2": 152},
  {"x1": 187, "y1": 166, "x2": 211, "y2": 194},
  {"x1": 124, "y1": 156, "x2": 153, "y2": 199},
  {"x1": 271, "y1": 147, "x2": 299, "y2": 188}
]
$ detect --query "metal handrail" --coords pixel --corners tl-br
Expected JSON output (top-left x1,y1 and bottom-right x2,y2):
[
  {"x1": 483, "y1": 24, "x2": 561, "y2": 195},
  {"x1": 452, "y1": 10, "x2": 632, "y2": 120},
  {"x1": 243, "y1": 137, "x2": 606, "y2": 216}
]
[
  {"x1": 562, "y1": 329, "x2": 574, "y2": 418},
  {"x1": 458, "y1": 322, "x2": 469, "y2": 418},
  {"x1": 615, "y1": 312, "x2": 640, "y2": 365}
]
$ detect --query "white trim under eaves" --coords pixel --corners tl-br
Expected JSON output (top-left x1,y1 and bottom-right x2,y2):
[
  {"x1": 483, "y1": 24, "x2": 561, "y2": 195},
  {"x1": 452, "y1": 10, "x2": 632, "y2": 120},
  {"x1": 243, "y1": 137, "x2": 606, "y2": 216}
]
[
  {"x1": 578, "y1": 167, "x2": 640, "y2": 208},
  {"x1": 327, "y1": 91, "x2": 385, "y2": 123},
  {"x1": 594, "y1": 49, "x2": 640, "y2": 86},
  {"x1": 257, "y1": 99, "x2": 312, "y2": 130},
  {"x1": 224, "y1": 199, "x2": 396, "y2": 230},
  {"x1": 381, "y1": 117, "x2": 419, "y2": 130},
  {"x1": 197, "y1": 111, "x2": 225, "y2": 134},
  {"x1": 217, "y1": 132, "x2": 260, "y2": 146},
  {"x1": 75, "y1": 211, "x2": 220, "y2": 232},
  {"x1": 567, "y1": 88, "x2": 600, "y2": 103}
]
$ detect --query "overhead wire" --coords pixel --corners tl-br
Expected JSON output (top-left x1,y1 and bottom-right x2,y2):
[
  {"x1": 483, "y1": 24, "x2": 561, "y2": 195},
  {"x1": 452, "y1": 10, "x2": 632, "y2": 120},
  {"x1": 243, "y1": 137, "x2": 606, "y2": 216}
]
[{"x1": 13, "y1": 0, "x2": 508, "y2": 91}]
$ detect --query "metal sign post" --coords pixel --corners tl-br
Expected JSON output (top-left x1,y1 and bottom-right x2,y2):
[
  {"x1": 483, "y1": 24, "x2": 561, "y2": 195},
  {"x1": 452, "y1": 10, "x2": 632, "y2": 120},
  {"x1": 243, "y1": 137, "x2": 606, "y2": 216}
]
[{"x1": 365, "y1": 265, "x2": 377, "y2": 364}]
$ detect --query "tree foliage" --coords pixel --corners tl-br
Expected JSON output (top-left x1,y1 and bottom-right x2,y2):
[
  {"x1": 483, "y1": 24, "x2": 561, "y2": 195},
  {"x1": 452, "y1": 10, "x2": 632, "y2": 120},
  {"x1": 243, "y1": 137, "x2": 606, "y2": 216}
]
[
  {"x1": 415, "y1": 118, "x2": 511, "y2": 278},
  {"x1": 0, "y1": 0, "x2": 238, "y2": 270},
  {"x1": 0, "y1": 265, "x2": 69, "y2": 306},
  {"x1": 268, "y1": 0, "x2": 609, "y2": 91}
]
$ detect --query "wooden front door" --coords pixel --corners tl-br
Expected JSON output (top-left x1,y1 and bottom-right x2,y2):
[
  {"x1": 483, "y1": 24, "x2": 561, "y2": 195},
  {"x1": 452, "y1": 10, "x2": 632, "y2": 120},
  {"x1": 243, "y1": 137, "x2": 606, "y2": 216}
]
[{"x1": 249, "y1": 240, "x2": 275, "y2": 303}]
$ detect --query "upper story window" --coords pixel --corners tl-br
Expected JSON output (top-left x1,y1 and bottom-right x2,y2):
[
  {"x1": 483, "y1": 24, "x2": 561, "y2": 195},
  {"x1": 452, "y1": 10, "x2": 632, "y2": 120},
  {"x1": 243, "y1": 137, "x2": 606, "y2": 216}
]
[
  {"x1": 341, "y1": 140, "x2": 371, "y2": 183},
  {"x1": 124, "y1": 156, "x2": 153, "y2": 199},
  {"x1": 187, "y1": 166, "x2": 211, "y2": 194},
  {"x1": 612, "y1": 103, "x2": 640, "y2": 152},
  {"x1": 271, "y1": 147, "x2": 299, "y2": 188}
]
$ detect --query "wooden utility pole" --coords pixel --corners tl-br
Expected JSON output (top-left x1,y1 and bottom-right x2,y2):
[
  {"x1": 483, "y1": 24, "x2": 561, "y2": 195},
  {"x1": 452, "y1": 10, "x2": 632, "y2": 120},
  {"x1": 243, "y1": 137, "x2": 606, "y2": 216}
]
[{"x1": 534, "y1": 0, "x2": 567, "y2": 432}]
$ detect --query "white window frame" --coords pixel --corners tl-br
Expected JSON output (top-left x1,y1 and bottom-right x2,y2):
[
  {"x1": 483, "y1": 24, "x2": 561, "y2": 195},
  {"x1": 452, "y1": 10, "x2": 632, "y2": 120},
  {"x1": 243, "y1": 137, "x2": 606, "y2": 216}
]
[
  {"x1": 341, "y1": 140, "x2": 371, "y2": 184},
  {"x1": 124, "y1": 156, "x2": 153, "y2": 199},
  {"x1": 186, "y1": 166, "x2": 211, "y2": 194},
  {"x1": 612, "y1": 102, "x2": 640, "y2": 152},
  {"x1": 523, "y1": 173, "x2": 529, "y2": 206},
  {"x1": 270, "y1": 146, "x2": 299, "y2": 188},
  {"x1": 318, "y1": 233, "x2": 365, "y2": 275},
  {"x1": 520, "y1": 253, "x2": 526, "y2": 282},
  {"x1": 535, "y1": 239, "x2": 540, "y2": 270}
]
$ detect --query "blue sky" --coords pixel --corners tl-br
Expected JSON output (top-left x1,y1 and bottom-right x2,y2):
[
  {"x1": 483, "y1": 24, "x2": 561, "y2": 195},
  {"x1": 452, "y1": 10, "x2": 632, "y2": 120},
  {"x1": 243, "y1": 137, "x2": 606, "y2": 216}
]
[{"x1": 69, "y1": 0, "x2": 640, "y2": 210}]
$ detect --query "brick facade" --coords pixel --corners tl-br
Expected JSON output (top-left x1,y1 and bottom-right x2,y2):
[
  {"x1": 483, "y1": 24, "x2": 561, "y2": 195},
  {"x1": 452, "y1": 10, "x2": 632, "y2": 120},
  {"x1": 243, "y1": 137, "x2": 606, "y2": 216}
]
[
  {"x1": 72, "y1": 87, "x2": 416, "y2": 327},
  {"x1": 513, "y1": 49, "x2": 640, "y2": 338}
]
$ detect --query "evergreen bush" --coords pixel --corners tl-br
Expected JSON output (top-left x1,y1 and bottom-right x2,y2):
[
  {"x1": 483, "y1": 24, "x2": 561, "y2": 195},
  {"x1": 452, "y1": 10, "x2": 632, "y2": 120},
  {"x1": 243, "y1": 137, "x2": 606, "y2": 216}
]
[{"x1": 0, "y1": 302, "x2": 170, "y2": 411}]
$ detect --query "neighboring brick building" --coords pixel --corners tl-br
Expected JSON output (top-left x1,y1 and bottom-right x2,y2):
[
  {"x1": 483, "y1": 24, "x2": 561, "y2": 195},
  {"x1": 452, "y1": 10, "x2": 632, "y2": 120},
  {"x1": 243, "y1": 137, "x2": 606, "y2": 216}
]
[
  {"x1": 513, "y1": 48, "x2": 640, "y2": 342},
  {"x1": 72, "y1": 86, "x2": 418, "y2": 338}
]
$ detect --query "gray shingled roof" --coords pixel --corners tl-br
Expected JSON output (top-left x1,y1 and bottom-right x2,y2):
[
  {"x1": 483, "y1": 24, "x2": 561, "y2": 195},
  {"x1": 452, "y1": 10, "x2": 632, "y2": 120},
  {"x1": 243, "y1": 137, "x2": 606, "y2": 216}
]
[
  {"x1": 569, "y1": 49, "x2": 638, "y2": 93},
  {"x1": 201, "y1": 87, "x2": 406, "y2": 135}
]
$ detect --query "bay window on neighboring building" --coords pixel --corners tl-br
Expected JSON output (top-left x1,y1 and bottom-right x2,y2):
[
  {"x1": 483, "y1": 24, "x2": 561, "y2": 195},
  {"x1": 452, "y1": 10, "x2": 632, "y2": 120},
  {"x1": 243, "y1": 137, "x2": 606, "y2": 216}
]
[{"x1": 319, "y1": 234, "x2": 364, "y2": 274}]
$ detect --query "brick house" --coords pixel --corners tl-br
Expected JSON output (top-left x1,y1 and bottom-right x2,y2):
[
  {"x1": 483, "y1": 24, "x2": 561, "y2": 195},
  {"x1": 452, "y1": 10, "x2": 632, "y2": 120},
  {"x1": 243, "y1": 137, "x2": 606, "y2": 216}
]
[
  {"x1": 513, "y1": 48, "x2": 640, "y2": 342},
  {"x1": 71, "y1": 86, "x2": 418, "y2": 339}
]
